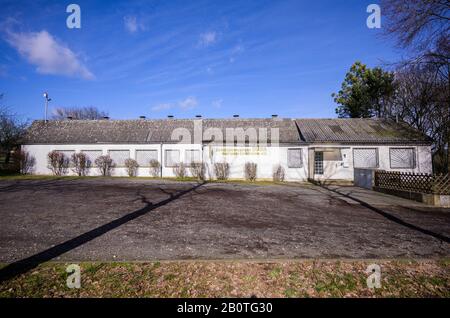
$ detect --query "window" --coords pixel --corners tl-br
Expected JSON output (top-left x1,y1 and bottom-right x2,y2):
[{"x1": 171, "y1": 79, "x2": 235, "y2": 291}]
[
  {"x1": 287, "y1": 148, "x2": 302, "y2": 168},
  {"x1": 185, "y1": 149, "x2": 201, "y2": 165},
  {"x1": 165, "y1": 149, "x2": 180, "y2": 167},
  {"x1": 314, "y1": 151, "x2": 323, "y2": 175},
  {"x1": 136, "y1": 150, "x2": 158, "y2": 166},
  {"x1": 353, "y1": 148, "x2": 378, "y2": 168},
  {"x1": 108, "y1": 150, "x2": 130, "y2": 166},
  {"x1": 390, "y1": 148, "x2": 415, "y2": 169},
  {"x1": 81, "y1": 150, "x2": 102, "y2": 165}
]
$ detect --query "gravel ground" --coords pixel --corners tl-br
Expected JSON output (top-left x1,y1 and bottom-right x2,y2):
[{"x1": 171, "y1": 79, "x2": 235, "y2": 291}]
[{"x1": 0, "y1": 178, "x2": 449, "y2": 263}]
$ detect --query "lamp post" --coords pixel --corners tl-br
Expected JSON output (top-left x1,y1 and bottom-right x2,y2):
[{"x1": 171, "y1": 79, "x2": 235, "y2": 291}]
[{"x1": 43, "y1": 92, "x2": 51, "y2": 122}]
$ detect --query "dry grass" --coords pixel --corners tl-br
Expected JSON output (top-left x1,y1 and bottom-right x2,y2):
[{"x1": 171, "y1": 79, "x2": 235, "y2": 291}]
[{"x1": 1, "y1": 260, "x2": 448, "y2": 298}]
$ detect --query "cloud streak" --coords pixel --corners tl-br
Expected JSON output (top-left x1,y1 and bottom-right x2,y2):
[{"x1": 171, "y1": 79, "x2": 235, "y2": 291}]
[
  {"x1": 123, "y1": 15, "x2": 145, "y2": 33},
  {"x1": 199, "y1": 31, "x2": 216, "y2": 47},
  {"x1": 4, "y1": 29, "x2": 94, "y2": 80}
]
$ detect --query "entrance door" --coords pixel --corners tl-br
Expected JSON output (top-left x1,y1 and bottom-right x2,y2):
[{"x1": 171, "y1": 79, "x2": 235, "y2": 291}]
[{"x1": 314, "y1": 151, "x2": 324, "y2": 175}]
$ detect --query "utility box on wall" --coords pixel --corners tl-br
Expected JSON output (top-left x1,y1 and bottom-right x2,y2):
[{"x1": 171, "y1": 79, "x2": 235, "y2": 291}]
[{"x1": 354, "y1": 168, "x2": 375, "y2": 190}]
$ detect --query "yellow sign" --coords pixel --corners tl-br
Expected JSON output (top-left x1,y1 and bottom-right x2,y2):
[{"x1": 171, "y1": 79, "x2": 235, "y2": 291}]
[{"x1": 216, "y1": 147, "x2": 267, "y2": 156}]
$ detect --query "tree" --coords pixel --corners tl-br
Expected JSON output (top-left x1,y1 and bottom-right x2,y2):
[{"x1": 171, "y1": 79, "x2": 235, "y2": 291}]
[
  {"x1": 382, "y1": 0, "x2": 450, "y2": 173},
  {"x1": 71, "y1": 152, "x2": 89, "y2": 176},
  {"x1": 332, "y1": 62, "x2": 395, "y2": 118},
  {"x1": 95, "y1": 155, "x2": 114, "y2": 176},
  {"x1": 52, "y1": 106, "x2": 108, "y2": 120},
  {"x1": 0, "y1": 95, "x2": 28, "y2": 164}
]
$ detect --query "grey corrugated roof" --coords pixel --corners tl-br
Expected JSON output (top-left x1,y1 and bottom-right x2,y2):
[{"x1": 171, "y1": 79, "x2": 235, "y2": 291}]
[
  {"x1": 202, "y1": 118, "x2": 301, "y2": 144},
  {"x1": 24, "y1": 118, "x2": 431, "y2": 145},
  {"x1": 24, "y1": 118, "x2": 302, "y2": 144},
  {"x1": 295, "y1": 118, "x2": 432, "y2": 144},
  {"x1": 24, "y1": 119, "x2": 196, "y2": 144}
]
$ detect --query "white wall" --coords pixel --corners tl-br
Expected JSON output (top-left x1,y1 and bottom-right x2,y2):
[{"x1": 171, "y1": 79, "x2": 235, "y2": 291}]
[
  {"x1": 310, "y1": 144, "x2": 432, "y2": 181},
  {"x1": 203, "y1": 145, "x2": 308, "y2": 181},
  {"x1": 22, "y1": 143, "x2": 432, "y2": 181}
]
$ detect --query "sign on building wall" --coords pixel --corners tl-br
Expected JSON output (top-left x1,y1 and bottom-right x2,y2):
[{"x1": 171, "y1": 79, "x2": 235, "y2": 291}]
[{"x1": 216, "y1": 147, "x2": 268, "y2": 156}]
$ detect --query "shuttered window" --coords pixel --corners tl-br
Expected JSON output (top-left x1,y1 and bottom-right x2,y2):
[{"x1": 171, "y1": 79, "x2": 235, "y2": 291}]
[
  {"x1": 185, "y1": 150, "x2": 201, "y2": 165},
  {"x1": 81, "y1": 150, "x2": 102, "y2": 165},
  {"x1": 136, "y1": 150, "x2": 158, "y2": 167},
  {"x1": 165, "y1": 150, "x2": 180, "y2": 167},
  {"x1": 108, "y1": 150, "x2": 130, "y2": 167},
  {"x1": 390, "y1": 148, "x2": 415, "y2": 169},
  {"x1": 353, "y1": 148, "x2": 378, "y2": 168},
  {"x1": 287, "y1": 148, "x2": 302, "y2": 168}
]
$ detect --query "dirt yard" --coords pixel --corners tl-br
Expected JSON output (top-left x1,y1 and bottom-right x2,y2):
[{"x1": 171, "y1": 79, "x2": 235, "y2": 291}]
[{"x1": 0, "y1": 178, "x2": 449, "y2": 264}]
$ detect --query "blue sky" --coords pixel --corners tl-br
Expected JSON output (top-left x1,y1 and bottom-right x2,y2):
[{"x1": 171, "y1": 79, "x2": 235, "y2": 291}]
[{"x1": 0, "y1": 0, "x2": 401, "y2": 121}]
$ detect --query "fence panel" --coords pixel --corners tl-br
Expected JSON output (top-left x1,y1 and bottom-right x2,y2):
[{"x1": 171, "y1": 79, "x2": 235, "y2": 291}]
[{"x1": 374, "y1": 170, "x2": 450, "y2": 195}]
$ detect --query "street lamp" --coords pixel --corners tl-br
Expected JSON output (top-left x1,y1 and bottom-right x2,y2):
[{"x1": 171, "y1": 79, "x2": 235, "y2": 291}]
[{"x1": 43, "y1": 92, "x2": 51, "y2": 122}]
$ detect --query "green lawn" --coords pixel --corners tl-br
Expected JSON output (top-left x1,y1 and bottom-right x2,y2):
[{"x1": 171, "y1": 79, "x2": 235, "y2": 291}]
[{"x1": 1, "y1": 260, "x2": 448, "y2": 298}]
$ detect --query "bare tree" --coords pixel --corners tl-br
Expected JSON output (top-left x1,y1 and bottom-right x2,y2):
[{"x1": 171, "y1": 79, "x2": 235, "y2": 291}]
[
  {"x1": 382, "y1": 0, "x2": 450, "y2": 172},
  {"x1": 149, "y1": 159, "x2": 161, "y2": 177},
  {"x1": 190, "y1": 162, "x2": 206, "y2": 180},
  {"x1": 95, "y1": 155, "x2": 115, "y2": 176},
  {"x1": 272, "y1": 165, "x2": 285, "y2": 182},
  {"x1": 12, "y1": 149, "x2": 35, "y2": 174},
  {"x1": 214, "y1": 162, "x2": 230, "y2": 180},
  {"x1": 124, "y1": 158, "x2": 139, "y2": 177},
  {"x1": 244, "y1": 162, "x2": 257, "y2": 181},
  {"x1": 173, "y1": 162, "x2": 187, "y2": 178},
  {"x1": 52, "y1": 106, "x2": 109, "y2": 120},
  {"x1": 47, "y1": 151, "x2": 69, "y2": 176},
  {"x1": 0, "y1": 95, "x2": 28, "y2": 164},
  {"x1": 71, "y1": 152, "x2": 89, "y2": 176}
]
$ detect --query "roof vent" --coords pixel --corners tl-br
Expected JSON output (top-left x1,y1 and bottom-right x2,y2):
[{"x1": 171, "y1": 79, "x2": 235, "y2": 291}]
[
  {"x1": 167, "y1": 115, "x2": 174, "y2": 119},
  {"x1": 271, "y1": 114, "x2": 278, "y2": 118},
  {"x1": 195, "y1": 115, "x2": 202, "y2": 118},
  {"x1": 67, "y1": 116, "x2": 73, "y2": 120},
  {"x1": 102, "y1": 116, "x2": 110, "y2": 120},
  {"x1": 139, "y1": 116, "x2": 146, "y2": 119},
  {"x1": 233, "y1": 114, "x2": 239, "y2": 118}
]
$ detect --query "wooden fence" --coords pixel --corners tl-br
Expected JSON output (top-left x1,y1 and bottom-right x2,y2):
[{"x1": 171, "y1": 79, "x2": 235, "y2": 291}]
[{"x1": 374, "y1": 170, "x2": 450, "y2": 195}]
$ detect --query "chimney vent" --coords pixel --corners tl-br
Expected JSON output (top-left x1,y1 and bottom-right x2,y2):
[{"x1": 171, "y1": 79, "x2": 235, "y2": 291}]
[
  {"x1": 195, "y1": 115, "x2": 202, "y2": 118},
  {"x1": 67, "y1": 116, "x2": 73, "y2": 120},
  {"x1": 102, "y1": 116, "x2": 110, "y2": 120},
  {"x1": 233, "y1": 114, "x2": 239, "y2": 118},
  {"x1": 272, "y1": 114, "x2": 278, "y2": 118},
  {"x1": 139, "y1": 116, "x2": 146, "y2": 119},
  {"x1": 167, "y1": 115, "x2": 174, "y2": 119}
]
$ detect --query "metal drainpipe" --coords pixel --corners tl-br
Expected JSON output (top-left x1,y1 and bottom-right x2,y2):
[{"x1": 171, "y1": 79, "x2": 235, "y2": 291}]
[{"x1": 160, "y1": 142, "x2": 163, "y2": 178}]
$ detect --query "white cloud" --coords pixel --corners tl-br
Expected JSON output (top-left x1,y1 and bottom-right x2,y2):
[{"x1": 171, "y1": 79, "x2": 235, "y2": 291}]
[
  {"x1": 212, "y1": 99, "x2": 223, "y2": 109},
  {"x1": 178, "y1": 96, "x2": 198, "y2": 110},
  {"x1": 199, "y1": 31, "x2": 216, "y2": 47},
  {"x1": 151, "y1": 103, "x2": 172, "y2": 111},
  {"x1": 123, "y1": 15, "x2": 145, "y2": 34},
  {"x1": 4, "y1": 30, "x2": 94, "y2": 79}
]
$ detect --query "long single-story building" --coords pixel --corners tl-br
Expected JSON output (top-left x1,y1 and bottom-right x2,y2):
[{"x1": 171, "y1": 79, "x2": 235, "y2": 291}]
[{"x1": 23, "y1": 117, "x2": 433, "y2": 182}]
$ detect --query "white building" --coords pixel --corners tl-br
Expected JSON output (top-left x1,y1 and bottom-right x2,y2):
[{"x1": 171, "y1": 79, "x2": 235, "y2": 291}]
[{"x1": 23, "y1": 117, "x2": 433, "y2": 182}]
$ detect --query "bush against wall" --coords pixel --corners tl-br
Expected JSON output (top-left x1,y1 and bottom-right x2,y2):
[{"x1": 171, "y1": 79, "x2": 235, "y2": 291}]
[
  {"x1": 244, "y1": 162, "x2": 257, "y2": 181},
  {"x1": 12, "y1": 150, "x2": 35, "y2": 174},
  {"x1": 214, "y1": 162, "x2": 230, "y2": 180},
  {"x1": 71, "y1": 152, "x2": 89, "y2": 176},
  {"x1": 190, "y1": 162, "x2": 205, "y2": 180},
  {"x1": 173, "y1": 162, "x2": 187, "y2": 178},
  {"x1": 124, "y1": 158, "x2": 139, "y2": 177},
  {"x1": 47, "y1": 150, "x2": 69, "y2": 176},
  {"x1": 95, "y1": 155, "x2": 115, "y2": 176},
  {"x1": 272, "y1": 164, "x2": 285, "y2": 182},
  {"x1": 149, "y1": 159, "x2": 161, "y2": 177}
]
